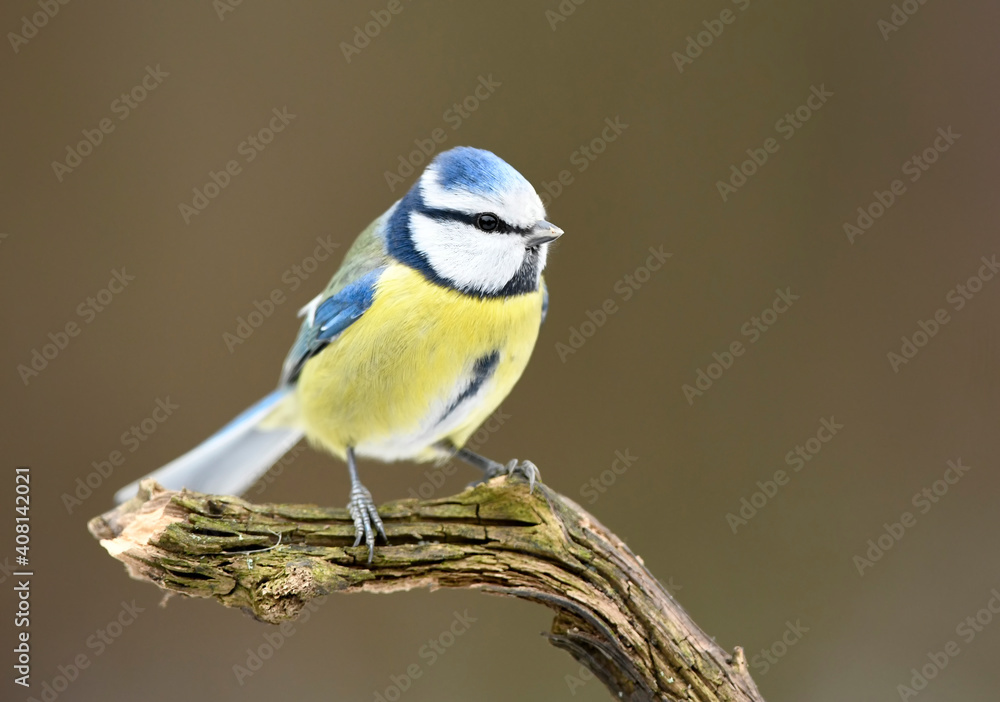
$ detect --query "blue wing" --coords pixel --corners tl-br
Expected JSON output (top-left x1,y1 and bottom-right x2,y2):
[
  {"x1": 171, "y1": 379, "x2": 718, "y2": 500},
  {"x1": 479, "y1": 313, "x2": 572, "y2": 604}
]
[{"x1": 280, "y1": 268, "x2": 383, "y2": 384}]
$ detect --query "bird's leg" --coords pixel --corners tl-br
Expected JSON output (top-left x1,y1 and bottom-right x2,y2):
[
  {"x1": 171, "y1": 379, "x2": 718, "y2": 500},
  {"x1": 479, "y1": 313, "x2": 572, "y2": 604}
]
[
  {"x1": 345, "y1": 447, "x2": 387, "y2": 563},
  {"x1": 444, "y1": 444, "x2": 541, "y2": 493}
]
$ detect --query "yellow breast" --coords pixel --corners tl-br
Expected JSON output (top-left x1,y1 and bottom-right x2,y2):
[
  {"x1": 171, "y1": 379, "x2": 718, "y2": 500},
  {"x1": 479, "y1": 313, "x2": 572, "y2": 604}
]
[{"x1": 295, "y1": 264, "x2": 543, "y2": 462}]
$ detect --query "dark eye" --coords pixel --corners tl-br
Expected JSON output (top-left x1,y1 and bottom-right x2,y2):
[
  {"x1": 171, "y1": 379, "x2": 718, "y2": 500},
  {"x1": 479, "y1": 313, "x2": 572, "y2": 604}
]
[{"x1": 475, "y1": 213, "x2": 499, "y2": 232}]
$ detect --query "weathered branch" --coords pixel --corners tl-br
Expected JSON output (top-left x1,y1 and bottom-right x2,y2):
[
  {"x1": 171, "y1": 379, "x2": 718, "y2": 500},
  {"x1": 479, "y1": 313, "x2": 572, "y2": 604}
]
[{"x1": 89, "y1": 478, "x2": 765, "y2": 702}]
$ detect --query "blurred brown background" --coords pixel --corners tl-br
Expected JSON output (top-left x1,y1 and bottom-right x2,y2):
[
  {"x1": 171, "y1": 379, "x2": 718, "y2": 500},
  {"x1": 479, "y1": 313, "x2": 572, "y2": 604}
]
[{"x1": 2, "y1": 1, "x2": 999, "y2": 700}]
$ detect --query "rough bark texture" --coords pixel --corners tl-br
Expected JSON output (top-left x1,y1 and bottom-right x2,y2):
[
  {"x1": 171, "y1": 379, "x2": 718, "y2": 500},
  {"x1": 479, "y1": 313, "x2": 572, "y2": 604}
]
[{"x1": 89, "y1": 478, "x2": 765, "y2": 702}]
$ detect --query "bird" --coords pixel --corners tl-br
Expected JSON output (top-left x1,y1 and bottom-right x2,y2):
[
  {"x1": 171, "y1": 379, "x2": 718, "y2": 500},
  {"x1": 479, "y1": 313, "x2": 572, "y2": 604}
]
[{"x1": 115, "y1": 146, "x2": 563, "y2": 561}]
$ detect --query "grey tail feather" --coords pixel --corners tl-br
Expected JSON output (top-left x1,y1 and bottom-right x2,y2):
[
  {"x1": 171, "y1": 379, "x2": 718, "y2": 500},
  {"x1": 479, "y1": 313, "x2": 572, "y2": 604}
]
[{"x1": 113, "y1": 389, "x2": 303, "y2": 504}]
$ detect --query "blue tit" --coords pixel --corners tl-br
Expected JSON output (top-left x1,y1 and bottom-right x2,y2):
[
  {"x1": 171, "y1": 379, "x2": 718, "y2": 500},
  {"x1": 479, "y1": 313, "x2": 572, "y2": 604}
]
[{"x1": 116, "y1": 146, "x2": 563, "y2": 561}]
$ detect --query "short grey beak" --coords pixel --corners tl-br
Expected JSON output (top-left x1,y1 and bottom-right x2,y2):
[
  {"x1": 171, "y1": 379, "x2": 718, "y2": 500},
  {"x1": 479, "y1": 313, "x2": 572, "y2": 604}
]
[{"x1": 524, "y1": 220, "x2": 564, "y2": 248}]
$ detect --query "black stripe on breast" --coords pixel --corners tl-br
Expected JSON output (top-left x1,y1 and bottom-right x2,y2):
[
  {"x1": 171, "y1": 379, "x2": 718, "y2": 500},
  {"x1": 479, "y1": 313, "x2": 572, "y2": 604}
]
[{"x1": 438, "y1": 350, "x2": 500, "y2": 424}]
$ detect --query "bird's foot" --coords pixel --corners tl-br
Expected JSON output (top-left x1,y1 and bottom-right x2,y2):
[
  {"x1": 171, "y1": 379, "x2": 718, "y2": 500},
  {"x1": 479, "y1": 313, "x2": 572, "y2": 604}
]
[
  {"x1": 347, "y1": 483, "x2": 387, "y2": 563},
  {"x1": 471, "y1": 459, "x2": 540, "y2": 493}
]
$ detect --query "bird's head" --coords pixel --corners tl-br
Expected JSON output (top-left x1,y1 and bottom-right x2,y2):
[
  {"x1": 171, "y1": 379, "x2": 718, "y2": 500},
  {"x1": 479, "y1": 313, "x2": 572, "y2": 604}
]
[{"x1": 385, "y1": 146, "x2": 562, "y2": 297}]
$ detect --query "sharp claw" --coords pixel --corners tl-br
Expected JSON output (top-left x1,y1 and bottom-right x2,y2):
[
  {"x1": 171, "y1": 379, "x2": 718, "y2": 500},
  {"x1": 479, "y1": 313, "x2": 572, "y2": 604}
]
[
  {"x1": 522, "y1": 460, "x2": 539, "y2": 493},
  {"x1": 348, "y1": 484, "x2": 385, "y2": 563},
  {"x1": 472, "y1": 459, "x2": 542, "y2": 491},
  {"x1": 350, "y1": 507, "x2": 364, "y2": 546},
  {"x1": 363, "y1": 521, "x2": 373, "y2": 552},
  {"x1": 368, "y1": 504, "x2": 388, "y2": 542}
]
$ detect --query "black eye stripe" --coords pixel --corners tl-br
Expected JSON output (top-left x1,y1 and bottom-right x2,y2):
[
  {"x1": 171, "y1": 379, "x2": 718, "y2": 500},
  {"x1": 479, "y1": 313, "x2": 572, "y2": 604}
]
[{"x1": 418, "y1": 207, "x2": 531, "y2": 235}]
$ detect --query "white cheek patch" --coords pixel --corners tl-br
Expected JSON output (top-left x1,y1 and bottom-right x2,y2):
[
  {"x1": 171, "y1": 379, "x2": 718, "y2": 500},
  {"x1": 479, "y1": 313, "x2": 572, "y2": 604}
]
[
  {"x1": 410, "y1": 213, "x2": 526, "y2": 294},
  {"x1": 420, "y1": 167, "x2": 545, "y2": 230},
  {"x1": 535, "y1": 241, "x2": 549, "y2": 272}
]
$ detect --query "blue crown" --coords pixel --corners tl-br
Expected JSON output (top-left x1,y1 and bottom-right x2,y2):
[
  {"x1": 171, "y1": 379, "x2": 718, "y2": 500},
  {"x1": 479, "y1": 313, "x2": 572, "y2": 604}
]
[{"x1": 430, "y1": 146, "x2": 529, "y2": 198}]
